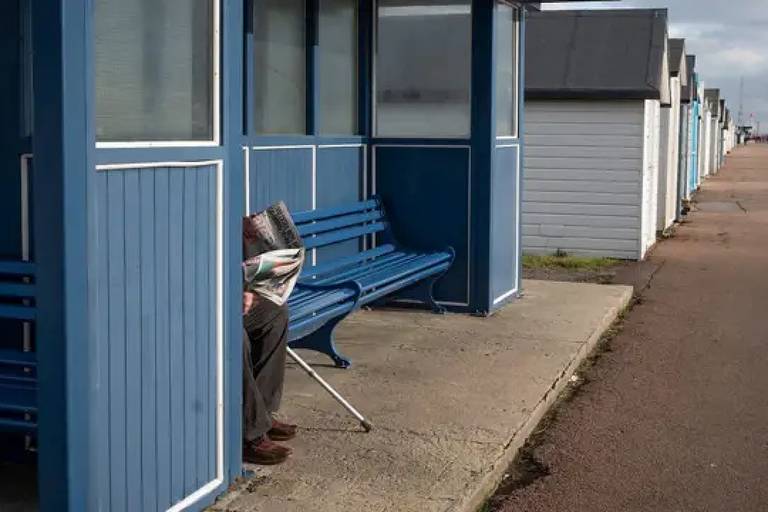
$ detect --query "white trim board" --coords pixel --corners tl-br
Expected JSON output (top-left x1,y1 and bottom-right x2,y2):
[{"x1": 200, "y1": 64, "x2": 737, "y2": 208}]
[{"x1": 243, "y1": 146, "x2": 250, "y2": 215}]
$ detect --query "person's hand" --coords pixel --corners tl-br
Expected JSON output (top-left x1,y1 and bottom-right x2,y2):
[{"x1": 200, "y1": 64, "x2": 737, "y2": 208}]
[{"x1": 243, "y1": 291, "x2": 257, "y2": 315}]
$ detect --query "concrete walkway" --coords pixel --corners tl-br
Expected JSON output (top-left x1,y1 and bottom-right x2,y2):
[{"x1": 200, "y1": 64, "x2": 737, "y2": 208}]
[
  {"x1": 497, "y1": 145, "x2": 768, "y2": 511},
  {"x1": 211, "y1": 280, "x2": 631, "y2": 512}
]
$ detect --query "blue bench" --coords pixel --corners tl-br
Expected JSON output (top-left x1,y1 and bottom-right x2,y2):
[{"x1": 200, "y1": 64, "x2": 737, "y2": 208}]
[
  {"x1": 286, "y1": 197, "x2": 455, "y2": 368},
  {"x1": 0, "y1": 260, "x2": 37, "y2": 434}
]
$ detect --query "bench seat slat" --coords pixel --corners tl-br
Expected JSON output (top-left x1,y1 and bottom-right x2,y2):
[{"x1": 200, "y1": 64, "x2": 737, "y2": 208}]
[
  {"x1": 0, "y1": 304, "x2": 36, "y2": 321},
  {"x1": 0, "y1": 350, "x2": 36, "y2": 368},
  {"x1": 289, "y1": 289, "x2": 357, "y2": 321},
  {"x1": 300, "y1": 244, "x2": 396, "y2": 281},
  {"x1": 0, "y1": 385, "x2": 36, "y2": 413},
  {"x1": 0, "y1": 418, "x2": 37, "y2": 432},
  {"x1": 297, "y1": 210, "x2": 384, "y2": 237},
  {"x1": 289, "y1": 289, "x2": 348, "y2": 310},
  {"x1": 0, "y1": 261, "x2": 35, "y2": 276},
  {"x1": 302, "y1": 222, "x2": 386, "y2": 250},
  {"x1": 355, "y1": 253, "x2": 452, "y2": 292},
  {"x1": 359, "y1": 261, "x2": 453, "y2": 305},
  {"x1": 0, "y1": 282, "x2": 36, "y2": 298},
  {"x1": 292, "y1": 199, "x2": 379, "y2": 224},
  {"x1": 310, "y1": 252, "x2": 424, "y2": 286}
]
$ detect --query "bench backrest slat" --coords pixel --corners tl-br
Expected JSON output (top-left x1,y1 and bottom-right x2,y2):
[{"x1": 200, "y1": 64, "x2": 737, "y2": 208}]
[
  {"x1": 297, "y1": 210, "x2": 384, "y2": 237},
  {"x1": 0, "y1": 261, "x2": 35, "y2": 276},
  {"x1": 302, "y1": 222, "x2": 386, "y2": 250},
  {"x1": 0, "y1": 283, "x2": 36, "y2": 299},
  {"x1": 293, "y1": 198, "x2": 388, "y2": 251},
  {"x1": 292, "y1": 198, "x2": 379, "y2": 224}
]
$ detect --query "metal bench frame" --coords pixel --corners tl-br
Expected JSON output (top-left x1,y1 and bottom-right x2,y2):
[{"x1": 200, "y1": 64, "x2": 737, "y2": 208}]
[{"x1": 286, "y1": 197, "x2": 455, "y2": 368}]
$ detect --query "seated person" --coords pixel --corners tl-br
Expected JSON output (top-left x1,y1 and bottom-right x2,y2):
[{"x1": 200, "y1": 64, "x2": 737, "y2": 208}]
[
  {"x1": 242, "y1": 292, "x2": 296, "y2": 465},
  {"x1": 241, "y1": 203, "x2": 304, "y2": 466}
]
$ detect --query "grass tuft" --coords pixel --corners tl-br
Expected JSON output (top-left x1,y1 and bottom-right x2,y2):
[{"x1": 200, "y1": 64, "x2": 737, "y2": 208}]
[{"x1": 522, "y1": 253, "x2": 619, "y2": 271}]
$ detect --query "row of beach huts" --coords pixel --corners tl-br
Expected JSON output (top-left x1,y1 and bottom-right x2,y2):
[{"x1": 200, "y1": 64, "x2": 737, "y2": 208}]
[{"x1": 522, "y1": 8, "x2": 738, "y2": 260}]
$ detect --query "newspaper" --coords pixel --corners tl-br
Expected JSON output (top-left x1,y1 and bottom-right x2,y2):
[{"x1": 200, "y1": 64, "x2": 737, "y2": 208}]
[{"x1": 242, "y1": 201, "x2": 305, "y2": 306}]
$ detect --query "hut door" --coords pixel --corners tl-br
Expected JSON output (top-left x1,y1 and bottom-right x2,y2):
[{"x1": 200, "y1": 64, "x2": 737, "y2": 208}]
[{"x1": 90, "y1": 1, "x2": 231, "y2": 510}]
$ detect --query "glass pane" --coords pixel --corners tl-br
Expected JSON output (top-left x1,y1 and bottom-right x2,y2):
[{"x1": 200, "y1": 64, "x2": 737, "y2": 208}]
[
  {"x1": 254, "y1": 0, "x2": 306, "y2": 135},
  {"x1": 319, "y1": 0, "x2": 358, "y2": 135},
  {"x1": 375, "y1": 0, "x2": 472, "y2": 138},
  {"x1": 95, "y1": 0, "x2": 214, "y2": 142},
  {"x1": 495, "y1": 3, "x2": 518, "y2": 137}
]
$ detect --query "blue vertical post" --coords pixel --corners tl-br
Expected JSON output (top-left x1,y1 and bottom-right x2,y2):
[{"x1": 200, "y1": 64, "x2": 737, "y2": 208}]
[
  {"x1": 469, "y1": 0, "x2": 495, "y2": 313},
  {"x1": 223, "y1": 0, "x2": 247, "y2": 484},
  {"x1": 31, "y1": 0, "x2": 92, "y2": 510}
]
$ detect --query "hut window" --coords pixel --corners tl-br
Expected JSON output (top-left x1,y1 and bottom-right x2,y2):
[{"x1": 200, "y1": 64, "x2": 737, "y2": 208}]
[
  {"x1": 95, "y1": 0, "x2": 215, "y2": 142},
  {"x1": 319, "y1": 0, "x2": 359, "y2": 135},
  {"x1": 253, "y1": 0, "x2": 307, "y2": 135},
  {"x1": 375, "y1": 0, "x2": 472, "y2": 138},
  {"x1": 495, "y1": 2, "x2": 519, "y2": 137}
]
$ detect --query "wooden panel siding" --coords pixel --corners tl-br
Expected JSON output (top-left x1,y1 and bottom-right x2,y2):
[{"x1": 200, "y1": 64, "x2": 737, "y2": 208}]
[
  {"x1": 641, "y1": 100, "x2": 661, "y2": 257},
  {"x1": 523, "y1": 100, "x2": 646, "y2": 259},
  {"x1": 90, "y1": 164, "x2": 219, "y2": 511},
  {"x1": 316, "y1": 146, "x2": 366, "y2": 264},
  {"x1": 374, "y1": 145, "x2": 470, "y2": 305},
  {"x1": 249, "y1": 147, "x2": 313, "y2": 213}
]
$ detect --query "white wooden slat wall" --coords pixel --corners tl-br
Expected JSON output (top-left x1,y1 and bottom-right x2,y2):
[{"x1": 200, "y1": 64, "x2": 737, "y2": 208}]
[
  {"x1": 523, "y1": 100, "x2": 656, "y2": 260},
  {"x1": 657, "y1": 77, "x2": 681, "y2": 232}
]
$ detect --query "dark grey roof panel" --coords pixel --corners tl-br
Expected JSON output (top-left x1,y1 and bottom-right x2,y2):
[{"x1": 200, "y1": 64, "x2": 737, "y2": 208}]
[
  {"x1": 669, "y1": 39, "x2": 686, "y2": 80},
  {"x1": 704, "y1": 89, "x2": 721, "y2": 118},
  {"x1": 525, "y1": 9, "x2": 670, "y2": 102},
  {"x1": 681, "y1": 55, "x2": 697, "y2": 103}
]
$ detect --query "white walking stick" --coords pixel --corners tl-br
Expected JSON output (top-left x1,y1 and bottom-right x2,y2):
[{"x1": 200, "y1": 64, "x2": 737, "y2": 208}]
[{"x1": 286, "y1": 347, "x2": 372, "y2": 432}]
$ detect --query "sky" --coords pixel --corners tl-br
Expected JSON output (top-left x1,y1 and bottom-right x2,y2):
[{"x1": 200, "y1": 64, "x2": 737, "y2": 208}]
[{"x1": 543, "y1": 1, "x2": 768, "y2": 130}]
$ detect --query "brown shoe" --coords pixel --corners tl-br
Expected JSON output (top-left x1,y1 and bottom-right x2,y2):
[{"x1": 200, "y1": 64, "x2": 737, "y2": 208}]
[
  {"x1": 243, "y1": 437, "x2": 292, "y2": 465},
  {"x1": 268, "y1": 419, "x2": 298, "y2": 442}
]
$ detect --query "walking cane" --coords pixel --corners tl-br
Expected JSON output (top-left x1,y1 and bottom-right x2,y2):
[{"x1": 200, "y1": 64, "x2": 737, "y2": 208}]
[{"x1": 286, "y1": 347, "x2": 372, "y2": 432}]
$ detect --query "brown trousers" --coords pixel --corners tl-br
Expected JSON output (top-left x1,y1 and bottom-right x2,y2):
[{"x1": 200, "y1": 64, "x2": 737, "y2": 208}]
[{"x1": 242, "y1": 299, "x2": 289, "y2": 442}]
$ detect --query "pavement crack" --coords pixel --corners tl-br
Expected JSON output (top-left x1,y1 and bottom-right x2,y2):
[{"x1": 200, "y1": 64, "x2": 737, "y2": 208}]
[
  {"x1": 735, "y1": 200, "x2": 748, "y2": 213},
  {"x1": 638, "y1": 259, "x2": 666, "y2": 294}
]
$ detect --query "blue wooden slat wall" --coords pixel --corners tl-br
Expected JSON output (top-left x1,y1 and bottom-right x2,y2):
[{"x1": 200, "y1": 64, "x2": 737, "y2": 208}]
[
  {"x1": 249, "y1": 148, "x2": 314, "y2": 213},
  {"x1": 374, "y1": 146, "x2": 470, "y2": 305},
  {"x1": 91, "y1": 164, "x2": 219, "y2": 512},
  {"x1": 490, "y1": 145, "x2": 519, "y2": 302},
  {"x1": 316, "y1": 146, "x2": 365, "y2": 263}
]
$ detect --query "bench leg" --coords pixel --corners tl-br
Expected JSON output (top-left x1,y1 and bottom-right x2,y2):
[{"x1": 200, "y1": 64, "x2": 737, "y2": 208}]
[
  {"x1": 393, "y1": 273, "x2": 447, "y2": 314},
  {"x1": 289, "y1": 315, "x2": 352, "y2": 369}
]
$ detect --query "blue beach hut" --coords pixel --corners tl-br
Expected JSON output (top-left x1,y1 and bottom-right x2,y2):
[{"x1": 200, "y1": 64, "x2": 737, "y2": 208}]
[
  {"x1": 0, "y1": 1, "x2": 575, "y2": 510},
  {"x1": 683, "y1": 55, "x2": 702, "y2": 199}
]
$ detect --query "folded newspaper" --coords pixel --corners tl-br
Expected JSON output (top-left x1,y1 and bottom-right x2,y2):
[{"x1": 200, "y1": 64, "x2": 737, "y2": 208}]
[{"x1": 243, "y1": 202, "x2": 305, "y2": 306}]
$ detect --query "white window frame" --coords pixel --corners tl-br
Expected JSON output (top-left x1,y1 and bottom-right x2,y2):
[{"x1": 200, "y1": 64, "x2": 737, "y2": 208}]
[
  {"x1": 495, "y1": 1, "x2": 520, "y2": 141},
  {"x1": 372, "y1": 0, "x2": 474, "y2": 140},
  {"x1": 95, "y1": 0, "x2": 221, "y2": 148}
]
